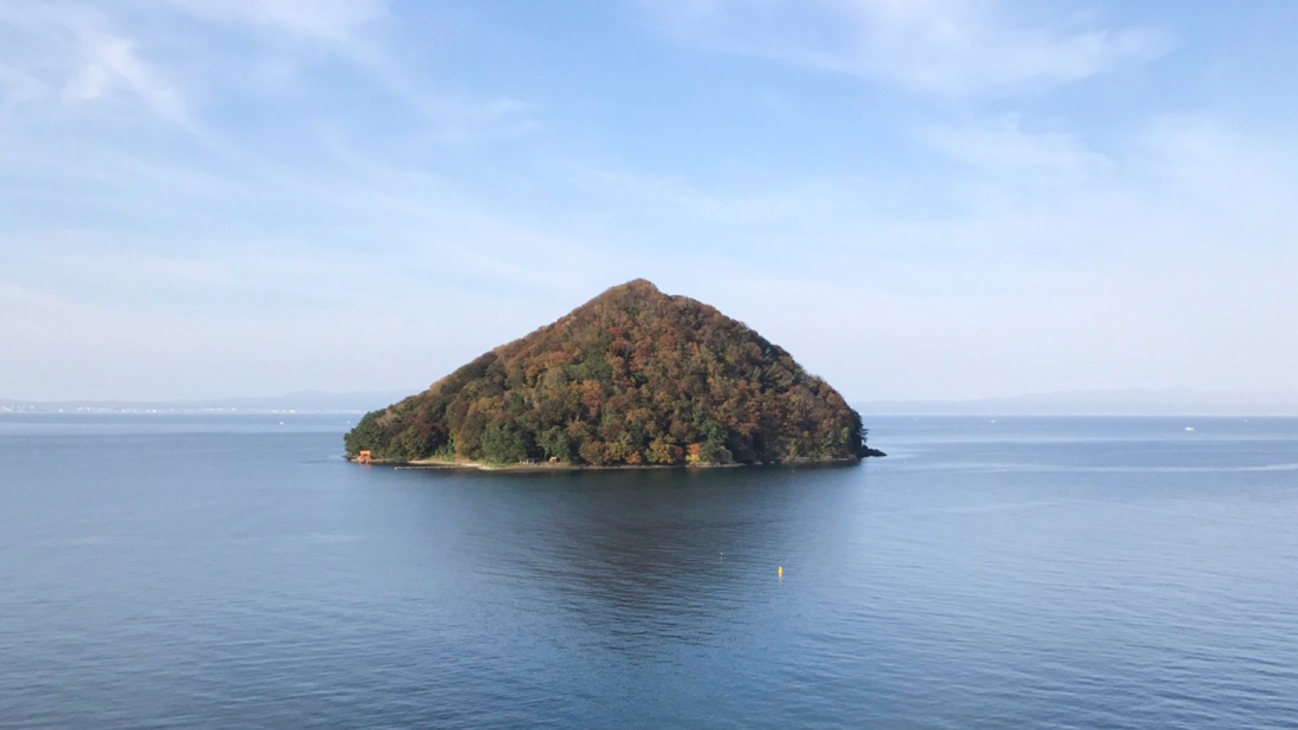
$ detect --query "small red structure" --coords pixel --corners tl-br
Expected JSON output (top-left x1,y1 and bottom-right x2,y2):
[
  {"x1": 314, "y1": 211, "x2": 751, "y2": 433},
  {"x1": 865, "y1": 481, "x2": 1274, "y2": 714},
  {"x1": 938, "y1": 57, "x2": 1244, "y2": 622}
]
[{"x1": 357, "y1": 450, "x2": 373, "y2": 464}]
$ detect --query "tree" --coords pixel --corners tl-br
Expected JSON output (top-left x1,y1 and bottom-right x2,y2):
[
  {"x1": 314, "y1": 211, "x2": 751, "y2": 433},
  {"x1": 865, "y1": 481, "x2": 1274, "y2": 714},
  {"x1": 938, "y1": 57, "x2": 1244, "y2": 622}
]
[{"x1": 479, "y1": 422, "x2": 530, "y2": 464}]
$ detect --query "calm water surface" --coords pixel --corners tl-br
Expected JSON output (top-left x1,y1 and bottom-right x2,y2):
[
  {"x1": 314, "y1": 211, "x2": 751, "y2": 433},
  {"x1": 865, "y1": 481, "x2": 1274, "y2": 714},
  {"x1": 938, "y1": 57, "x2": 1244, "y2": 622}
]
[{"x1": 2, "y1": 415, "x2": 1297, "y2": 728}]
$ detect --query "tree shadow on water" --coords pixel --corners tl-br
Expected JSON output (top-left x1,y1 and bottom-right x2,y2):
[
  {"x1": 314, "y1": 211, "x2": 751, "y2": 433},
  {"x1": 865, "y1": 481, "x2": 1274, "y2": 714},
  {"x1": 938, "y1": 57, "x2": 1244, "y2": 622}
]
[{"x1": 407, "y1": 464, "x2": 867, "y2": 650}]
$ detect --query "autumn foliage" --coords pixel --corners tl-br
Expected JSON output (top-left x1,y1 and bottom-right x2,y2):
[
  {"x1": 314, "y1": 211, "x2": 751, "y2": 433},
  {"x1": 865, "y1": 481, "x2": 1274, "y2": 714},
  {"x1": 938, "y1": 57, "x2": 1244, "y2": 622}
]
[{"x1": 344, "y1": 280, "x2": 871, "y2": 466}]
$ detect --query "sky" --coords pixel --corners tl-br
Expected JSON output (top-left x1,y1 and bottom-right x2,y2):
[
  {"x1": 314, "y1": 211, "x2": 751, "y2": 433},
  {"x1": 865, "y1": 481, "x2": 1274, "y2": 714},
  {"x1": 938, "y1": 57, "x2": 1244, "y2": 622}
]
[{"x1": 1, "y1": 0, "x2": 1296, "y2": 402}]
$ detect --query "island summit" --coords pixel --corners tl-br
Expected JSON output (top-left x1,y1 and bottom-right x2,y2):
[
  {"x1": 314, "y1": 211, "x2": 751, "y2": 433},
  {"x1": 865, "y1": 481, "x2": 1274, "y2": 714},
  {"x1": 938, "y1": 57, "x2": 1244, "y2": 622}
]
[{"x1": 345, "y1": 280, "x2": 882, "y2": 468}]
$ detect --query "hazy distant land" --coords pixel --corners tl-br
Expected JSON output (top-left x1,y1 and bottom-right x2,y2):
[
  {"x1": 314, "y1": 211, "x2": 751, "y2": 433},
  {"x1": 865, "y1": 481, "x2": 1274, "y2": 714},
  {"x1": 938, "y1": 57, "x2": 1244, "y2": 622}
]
[
  {"x1": 0, "y1": 391, "x2": 414, "y2": 415},
  {"x1": 7, "y1": 388, "x2": 1298, "y2": 418},
  {"x1": 856, "y1": 389, "x2": 1298, "y2": 417}
]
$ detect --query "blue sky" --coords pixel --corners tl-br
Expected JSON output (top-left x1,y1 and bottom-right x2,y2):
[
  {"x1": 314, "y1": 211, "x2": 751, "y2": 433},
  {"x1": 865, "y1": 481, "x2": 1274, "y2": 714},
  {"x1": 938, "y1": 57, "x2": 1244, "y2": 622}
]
[{"x1": 2, "y1": 0, "x2": 1296, "y2": 401}]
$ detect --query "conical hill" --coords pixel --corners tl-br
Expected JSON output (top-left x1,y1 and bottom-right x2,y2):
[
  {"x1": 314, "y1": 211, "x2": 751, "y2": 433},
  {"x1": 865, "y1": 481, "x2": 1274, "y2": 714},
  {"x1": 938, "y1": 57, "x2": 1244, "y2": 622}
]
[{"x1": 345, "y1": 280, "x2": 878, "y2": 466}]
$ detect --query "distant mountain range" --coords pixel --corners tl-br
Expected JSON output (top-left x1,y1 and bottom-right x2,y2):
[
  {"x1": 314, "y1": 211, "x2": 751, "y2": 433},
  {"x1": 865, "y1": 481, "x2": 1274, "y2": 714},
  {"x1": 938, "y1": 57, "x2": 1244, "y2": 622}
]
[
  {"x1": 856, "y1": 389, "x2": 1298, "y2": 416},
  {"x1": 0, "y1": 391, "x2": 414, "y2": 415}
]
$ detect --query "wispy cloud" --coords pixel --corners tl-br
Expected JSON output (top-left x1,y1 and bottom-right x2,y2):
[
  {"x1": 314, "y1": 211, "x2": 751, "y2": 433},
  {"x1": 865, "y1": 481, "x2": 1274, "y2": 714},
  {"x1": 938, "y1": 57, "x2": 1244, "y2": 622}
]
[
  {"x1": 156, "y1": 0, "x2": 386, "y2": 44},
  {"x1": 156, "y1": 0, "x2": 534, "y2": 144},
  {"x1": 0, "y1": 0, "x2": 531, "y2": 143},
  {"x1": 0, "y1": 2, "x2": 188, "y2": 122},
  {"x1": 922, "y1": 116, "x2": 1106, "y2": 173},
  {"x1": 63, "y1": 35, "x2": 187, "y2": 121},
  {"x1": 641, "y1": 0, "x2": 1169, "y2": 95}
]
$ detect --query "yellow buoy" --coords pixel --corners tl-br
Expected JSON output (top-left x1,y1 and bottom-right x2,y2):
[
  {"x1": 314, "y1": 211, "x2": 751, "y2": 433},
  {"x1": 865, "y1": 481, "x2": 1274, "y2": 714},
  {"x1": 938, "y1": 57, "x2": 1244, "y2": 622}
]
[{"x1": 778, "y1": 565, "x2": 784, "y2": 579}]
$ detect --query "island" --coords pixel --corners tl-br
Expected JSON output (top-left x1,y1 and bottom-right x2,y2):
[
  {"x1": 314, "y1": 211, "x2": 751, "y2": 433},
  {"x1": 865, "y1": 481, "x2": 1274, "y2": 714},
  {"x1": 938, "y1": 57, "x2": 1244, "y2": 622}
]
[{"x1": 345, "y1": 279, "x2": 883, "y2": 468}]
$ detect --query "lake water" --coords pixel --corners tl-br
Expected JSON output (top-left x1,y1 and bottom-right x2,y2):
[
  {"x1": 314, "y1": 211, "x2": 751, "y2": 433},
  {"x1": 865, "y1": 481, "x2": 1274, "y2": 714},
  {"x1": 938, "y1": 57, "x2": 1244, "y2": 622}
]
[{"x1": 2, "y1": 414, "x2": 1297, "y2": 728}]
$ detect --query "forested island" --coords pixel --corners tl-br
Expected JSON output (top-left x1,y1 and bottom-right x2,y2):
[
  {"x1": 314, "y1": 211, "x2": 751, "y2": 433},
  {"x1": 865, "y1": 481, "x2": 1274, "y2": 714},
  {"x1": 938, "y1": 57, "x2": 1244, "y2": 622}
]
[{"x1": 345, "y1": 280, "x2": 882, "y2": 468}]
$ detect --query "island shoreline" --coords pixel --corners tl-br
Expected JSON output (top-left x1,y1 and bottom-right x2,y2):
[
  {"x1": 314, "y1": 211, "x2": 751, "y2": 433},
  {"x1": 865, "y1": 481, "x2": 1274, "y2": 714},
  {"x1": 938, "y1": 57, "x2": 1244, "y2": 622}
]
[{"x1": 352, "y1": 449, "x2": 885, "y2": 471}]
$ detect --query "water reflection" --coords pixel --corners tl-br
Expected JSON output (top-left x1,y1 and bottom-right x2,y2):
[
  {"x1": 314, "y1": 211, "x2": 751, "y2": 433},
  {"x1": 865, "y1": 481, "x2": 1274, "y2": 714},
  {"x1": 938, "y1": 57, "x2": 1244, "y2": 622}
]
[{"x1": 399, "y1": 465, "x2": 866, "y2": 649}]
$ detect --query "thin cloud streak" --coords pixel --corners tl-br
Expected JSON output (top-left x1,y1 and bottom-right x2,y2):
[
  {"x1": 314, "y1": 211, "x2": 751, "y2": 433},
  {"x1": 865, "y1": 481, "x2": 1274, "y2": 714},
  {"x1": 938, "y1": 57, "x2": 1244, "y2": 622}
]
[
  {"x1": 920, "y1": 115, "x2": 1109, "y2": 176},
  {"x1": 0, "y1": 2, "x2": 189, "y2": 122},
  {"x1": 155, "y1": 0, "x2": 387, "y2": 44},
  {"x1": 641, "y1": 0, "x2": 1170, "y2": 94}
]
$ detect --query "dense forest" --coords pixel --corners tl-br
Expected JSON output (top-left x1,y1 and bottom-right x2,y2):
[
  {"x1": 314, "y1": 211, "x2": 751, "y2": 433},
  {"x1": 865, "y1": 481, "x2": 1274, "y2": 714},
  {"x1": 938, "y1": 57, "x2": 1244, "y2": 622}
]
[{"x1": 345, "y1": 280, "x2": 878, "y2": 466}]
